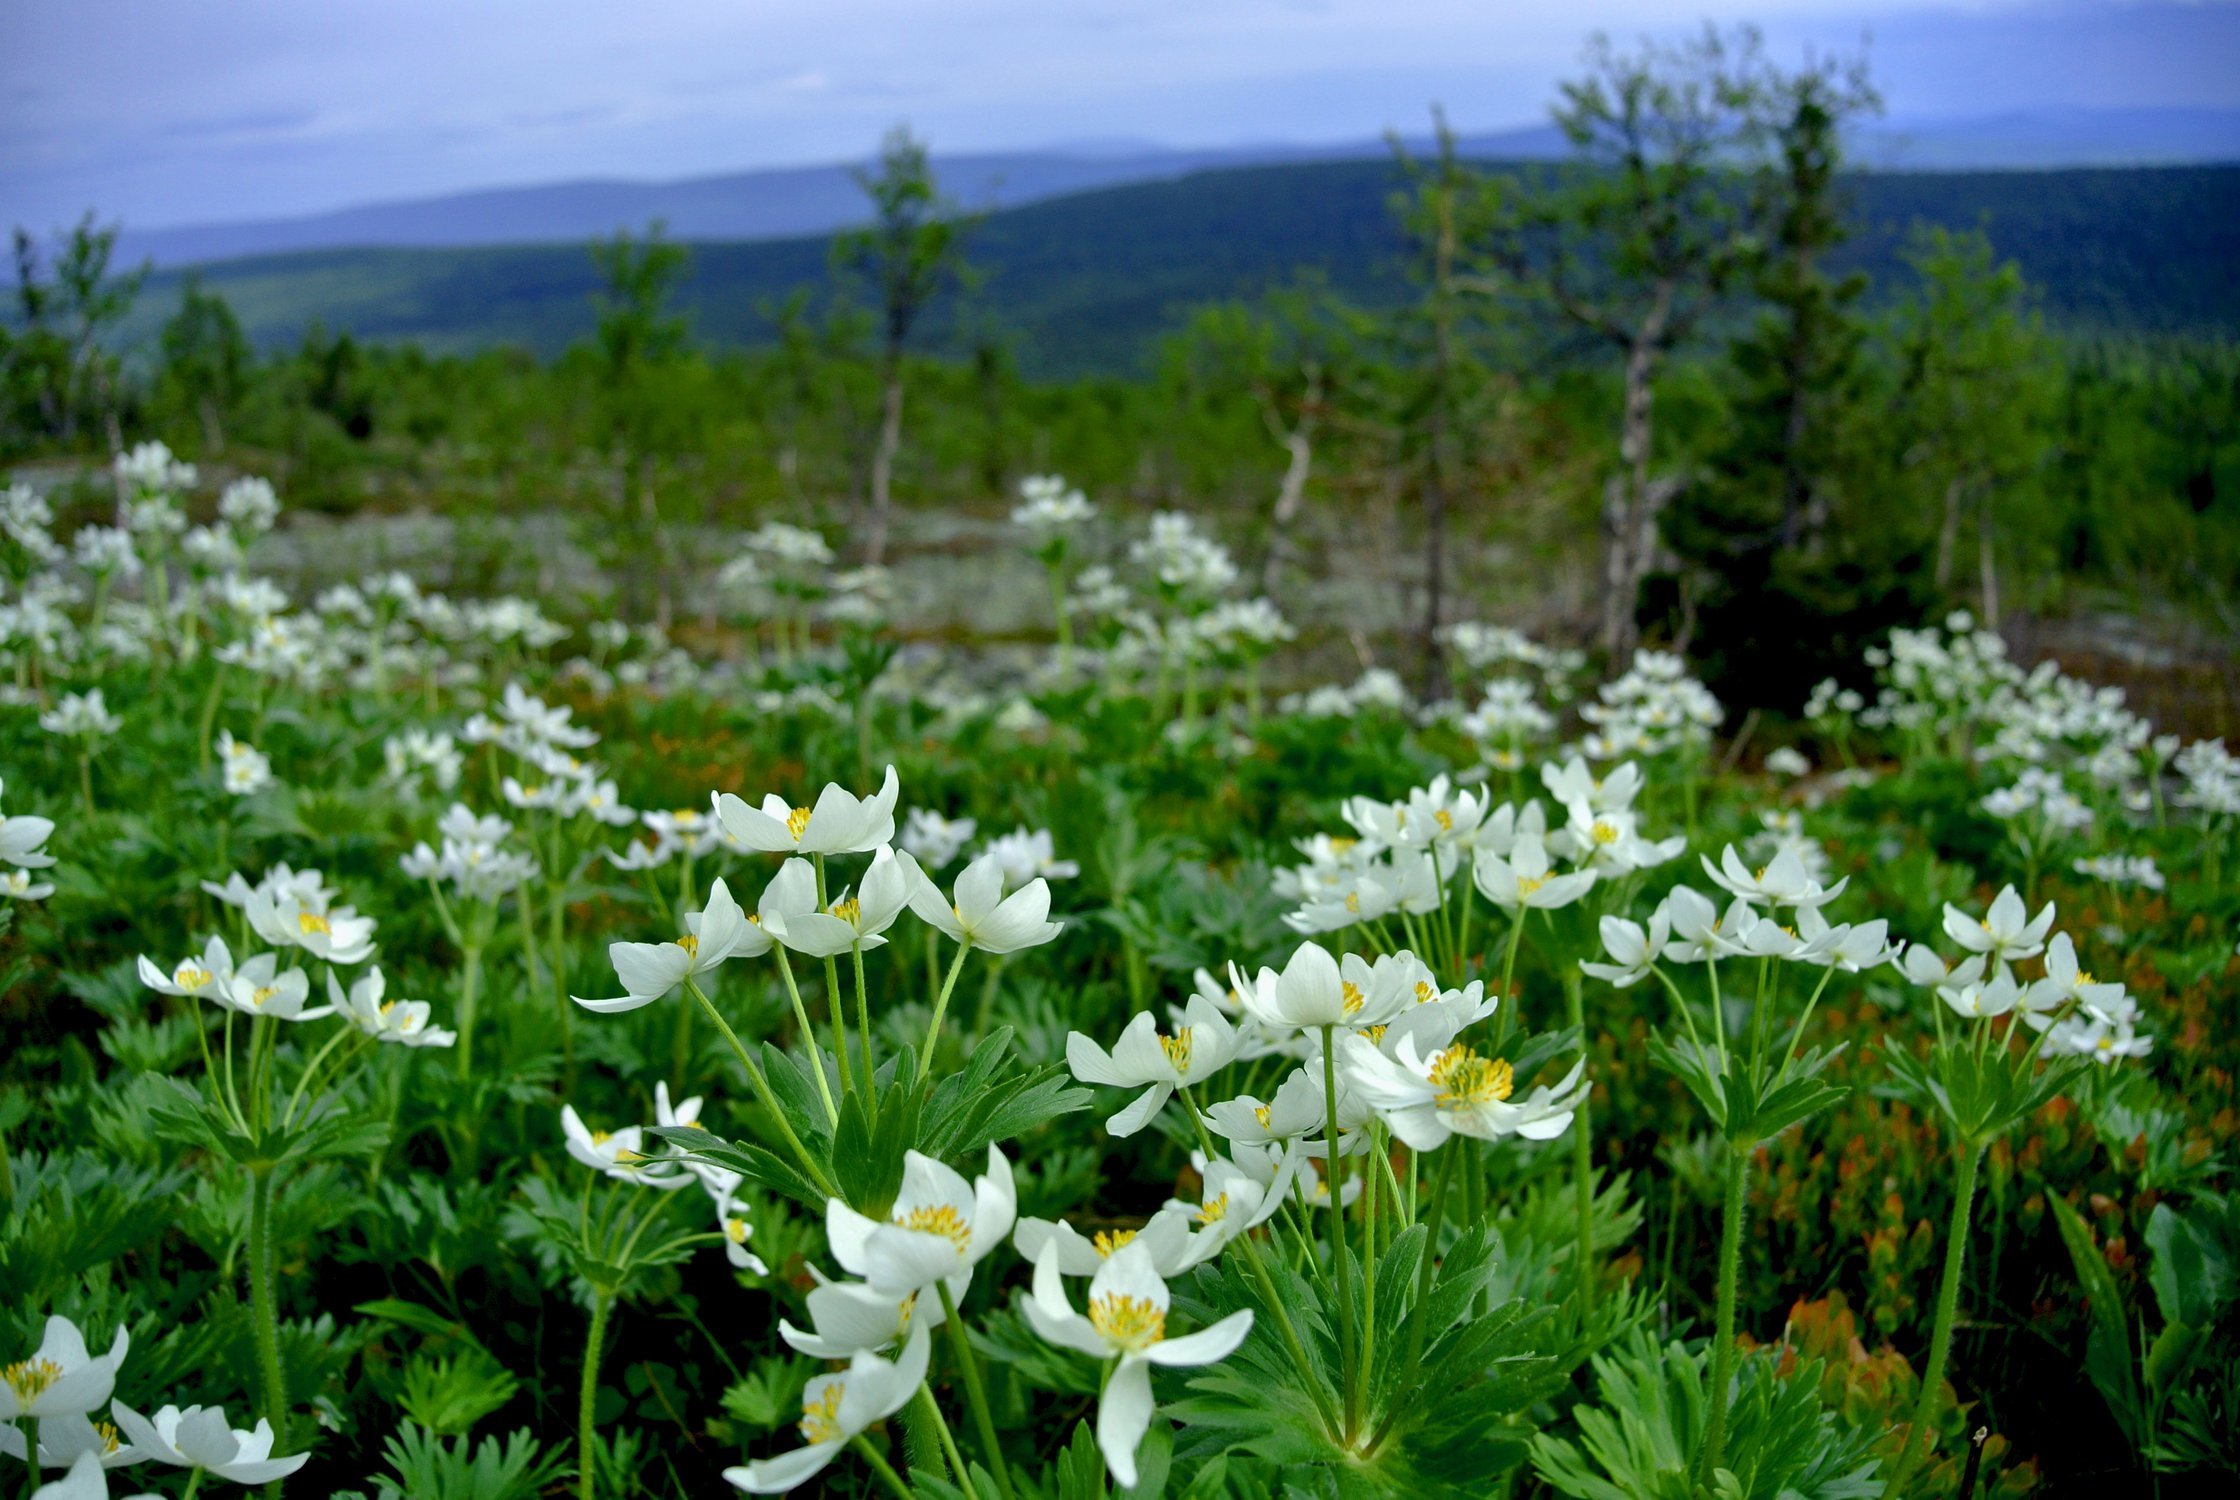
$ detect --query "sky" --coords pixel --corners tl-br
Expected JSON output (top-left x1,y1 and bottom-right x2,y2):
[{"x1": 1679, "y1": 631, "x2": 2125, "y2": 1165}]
[{"x1": 4, "y1": 0, "x2": 2237, "y2": 231}]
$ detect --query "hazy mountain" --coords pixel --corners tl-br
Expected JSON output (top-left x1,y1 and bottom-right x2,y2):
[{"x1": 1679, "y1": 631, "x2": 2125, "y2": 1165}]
[
  {"x1": 108, "y1": 108, "x2": 2238, "y2": 269},
  {"x1": 120, "y1": 159, "x2": 2240, "y2": 380}
]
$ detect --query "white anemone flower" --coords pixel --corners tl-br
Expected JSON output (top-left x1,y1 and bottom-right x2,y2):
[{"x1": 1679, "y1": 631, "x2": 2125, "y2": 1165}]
[
  {"x1": 1472, "y1": 833, "x2": 1596, "y2": 912},
  {"x1": 0, "y1": 803, "x2": 56, "y2": 870},
  {"x1": 1229, "y1": 940, "x2": 1403, "y2": 1033},
  {"x1": 1542, "y1": 758, "x2": 1643, "y2": 814},
  {"x1": 1580, "y1": 912, "x2": 1669, "y2": 987},
  {"x1": 244, "y1": 885, "x2": 377, "y2": 965},
  {"x1": 1163, "y1": 1152, "x2": 1292, "y2": 1259},
  {"x1": 1022, "y1": 1240, "x2": 1254, "y2": 1487},
  {"x1": 135, "y1": 936, "x2": 234, "y2": 999},
  {"x1": 1940, "y1": 971, "x2": 2022, "y2": 1020},
  {"x1": 1014, "y1": 1208, "x2": 1200, "y2": 1277},
  {"x1": 1342, "y1": 1034, "x2": 1587, "y2": 1150},
  {"x1": 779, "y1": 1273, "x2": 952, "y2": 1360},
  {"x1": 327, "y1": 968, "x2": 455, "y2": 1047},
  {"x1": 1941, "y1": 886, "x2": 2057, "y2": 966},
  {"x1": 1066, "y1": 995, "x2": 1240, "y2": 1136},
  {"x1": 0, "y1": 1319, "x2": 129, "y2": 1423},
  {"x1": 827, "y1": 1146, "x2": 1017, "y2": 1296},
  {"x1": 905, "y1": 853, "x2": 1063, "y2": 954},
  {"x1": 559, "y1": 1105, "x2": 693, "y2": 1189},
  {"x1": 1, "y1": 1407, "x2": 146, "y2": 1470},
  {"x1": 26, "y1": 1451, "x2": 156, "y2": 1500},
  {"x1": 2026, "y1": 932, "x2": 2129, "y2": 1020},
  {"x1": 723, "y1": 1325, "x2": 930, "y2": 1494},
  {"x1": 898, "y1": 809, "x2": 976, "y2": 869},
  {"x1": 1701, "y1": 845, "x2": 1847, "y2": 909},
  {"x1": 215, "y1": 954, "x2": 328, "y2": 1021},
  {"x1": 712, "y1": 765, "x2": 900, "y2": 856},
  {"x1": 574, "y1": 878, "x2": 757, "y2": 1012},
  {"x1": 109, "y1": 1404, "x2": 308, "y2": 1485},
  {"x1": 1897, "y1": 943, "x2": 1987, "y2": 991},
  {"x1": 764, "y1": 848, "x2": 913, "y2": 958},
  {"x1": 1205, "y1": 1067, "x2": 1326, "y2": 1146},
  {"x1": 712, "y1": 1189, "x2": 770, "y2": 1274},
  {"x1": 2, "y1": 871, "x2": 54, "y2": 901}
]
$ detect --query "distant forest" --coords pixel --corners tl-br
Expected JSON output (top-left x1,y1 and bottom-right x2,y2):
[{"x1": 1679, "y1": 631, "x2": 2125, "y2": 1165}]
[{"x1": 106, "y1": 160, "x2": 2240, "y2": 379}]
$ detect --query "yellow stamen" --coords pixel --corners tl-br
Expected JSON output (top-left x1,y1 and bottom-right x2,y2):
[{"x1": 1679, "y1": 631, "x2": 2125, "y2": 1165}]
[
  {"x1": 1252, "y1": 1103, "x2": 1272, "y2": 1129},
  {"x1": 1427, "y1": 1044, "x2": 1515, "y2": 1111},
  {"x1": 799, "y1": 1382, "x2": 845, "y2": 1444},
  {"x1": 1088, "y1": 1293, "x2": 1167, "y2": 1352},
  {"x1": 1591, "y1": 820, "x2": 1621, "y2": 845},
  {"x1": 1092, "y1": 1229, "x2": 1137, "y2": 1257},
  {"x1": 676, "y1": 933, "x2": 699, "y2": 956},
  {"x1": 785, "y1": 806, "x2": 812, "y2": 840},
  {"x1": 1196, "y1": 1193, "x2": 1230, "y2": 1224},
  {"x1": 4, "y1": 1358, "x2": 64, "y2": 1404},
  {"x1": 1435, "y1": 808, "x2": 1453, "y2": 831},
  {"x1": 829, "y1": 897, "x2": 862, "y2": 925},
  {"x1": 898, "y1": 1203, "x2": 972, "y2": 1251},
  {"x1": 1341, "y1": 981, "x2": 1365, "y2": 1015},
  {"x1": 174, "y1": 964, "x2": 214, "y2": 990},
  {"x1": 725, "y1": 1217, "x2": 750, "y2": 1244},
  {"x1": 1516, "y1": 875, "x2": 1548, "y2": 898},
  {"x1": 1159, "y1": 1030, "x2": 1193, "y2": 1072},
  {"x1": 1414, "y1": 981, "x2": 1435, "y2": 1004},
  {"x1": 297, "y1": 911, "x2": 331, "y2": 935}
]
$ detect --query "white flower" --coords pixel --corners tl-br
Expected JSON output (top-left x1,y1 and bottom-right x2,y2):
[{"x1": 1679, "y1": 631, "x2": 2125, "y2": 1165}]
[
  {"x1": 1013, "y1": 1209, "x2": 1200, "y2": 1278},
  {"x1": 779, "y1": 1273, "x2": 951, "y2": 1360},
  {"x1": 215, "y1": 954, "x2": 328, "y2": 1021},
  {"x1": 1021, "y1": 1240, "x2": 1253, "y2": 1487},
  {"x1": 110, "y1": 1403, "x2": 309, "y2": 1485},
  {"x1": 2, "y1": 870, "x2": 54, "y2": 901},
  {"x1": 574, "y1": 878, "x2": 760, "y2": 1012},
  {"x1": 216, "y1": 731, "x2": 273, "y2": 795},
  {"x1": 1580, "y1": 912, "x2": 1669, "y2": 987},
  {"x1": 327, "y1": 968, "x2": 455, "y2": 1047},
  {"x1": 1764, "y1": 747, "x2": 1811, "y2": 777},
  {"x1": 39, "y1": 691, "x2": 121, "y2": 739},
  {"x1": 1940, "y1": 886, "x2": 2056, "y2": 967},
  {"x1": 828, "y1": 1146, "x2": 1017, "y2": 1296},
  {"x1": 1940, "y1": 971, "x2": 2022, "y2": 1020},
  {"x1": 1897, "y1": 942, "x2": 1987, "y2": 991},
  {"x1": 245, "y1": 883, "x2": 377, "y2": 965},
  {"x1": 1700, "y1": 845, "x2": 1846, "y2": 909},
  {"x1": 2025, "y1": 932, "x2": 2129, "y2": 1021},
  {"x1": 25, "y1": 1451, "x2": 156, "y2": 1500},
  {"x1": 1541, "y1": 758, "x2": 1642, "y2": 814},
  {"x1": 0, "y1": 792, "x2": 56, "y2": 870},
  {"x1": 1066, "y1": 994, "x2": 1240, "y2": 1136},
  {"x1": 713, "y1": 765, "x2": 900, "y2": 856},
  {"x1": 1472, "y1": 834, "x2": 1596, "y2": 911},
  {"x1": 1343, "y1": 1034, "x2": 1586, "y2": 1150},
  {"x1": 906, "y1": 853, "x2": 1063, "y2": 954},
  {"x1": 764, "y1": 848, "x2": 913, "y2": 958},
  {"x1": 136, "y1": 936, "x2": 235, "y2": 999},
  {"x1": 1205, "y1": 1067, "x2": 1326, "y2": 1145},
  {"x1": 1162, "y1": 1152, "x2": 1292, "y2": 1257},
  {"x1": 0, "y1": 1319, "x2": 129, "y2": 1422},
  {"x1": 1229, "y1": 941, "x2": 1352, "y2": 1032},
  {"x1": 898, "y1": 808, "x2": 976, "y2": 869},
  {"x1": 713, "y1": 1190, "x2": 770, "y2": 1274},
  {"x1": 559, "y1": 1105, "x2": 693, "y2": 1189},
  {"x1": 723, "y1": 1325, "x2": 930, "y2": 1494},
  {"x1": 977, "y1": 826, "x2": 1080, "y2": 889}
]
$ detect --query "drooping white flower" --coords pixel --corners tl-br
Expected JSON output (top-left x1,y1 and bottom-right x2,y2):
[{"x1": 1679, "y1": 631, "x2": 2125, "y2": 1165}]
[
  {"x1": 764, "y1": 848, "x2": 913, "y2": 958},
  {"x1": 1014, "y1": 1209, "x2": 1201, "y2": 1278},
  {"x1": 723, "y1": 1325, "x2": 930, "y2": 1494},
  {"x1": 778, "y1": 1272, "x2": 951, "y2": 1360},
  {"x1": 1701, "y1": 845, "x2": 1846, "y2": 909},
  {"x1": 1066, "y1": 994, "x2": 1240, "y2": 1136},
  {"x1": 574, "y1": 878, "x2": 759, "y2": 1012},
  {"x1": 327, "y1": 968, "x2": 455, "y2": 1047},
  {"x1": 1580, "y1": 911, "x2": 1669, "y2": 987},
  {"x1": 1021, "y1": 1240, "x2": 1253, "y2": 1487},
  {"x1": 713, "y1": 765, "x2": 900, "y2": 856},
  {"x1": 827, "y1": 1146, "x2": 1017, "y2": 1296},
  {"x1": 906, "y1": 853, "x2": 1063, "y2": 954},
  {"x1": 559, "y1": 1105, "x2": 693, "y2": 1189},
  {"x1": 110, "y1": 1403, "x2": 310, "y2": 1485},
  {"x1": 1940, "y1": 886, "x2": 2056, "y2": 967}
]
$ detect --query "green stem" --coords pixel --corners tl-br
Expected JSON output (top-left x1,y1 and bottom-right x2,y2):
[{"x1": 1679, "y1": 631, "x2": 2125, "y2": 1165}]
[
  {"x1": 917, "y1": 943, "x2": 973, "y2": 1084},
  {"x1": 771, "y1": 947, "x2": 839, "y2": 1126},
  {"x1": 246, "y1": 1167, "x2": 289, "y2": 1492},
  {"x1": 851, "y1": 943, "x2": 875, "y2": 1094},
  {"x1": 1322, "y1": 1027, "x2": 1361, "y2": 1440},
  {"x1": 851, "y1": 1431, "x2": 918, "y2": 1500},
  {"x1": 1366, "y1": 1139, "x2": 1460, "y2": 1455},
  {"x1": 912, "y1": 1383, "x2": 976, "y2": 1499},
  {"x1": 1891, "y1": 1140, "x2": 1983, "y2": 1494},
  {"x1": 935, "y1": 1281, "x2": 1018, "y2": 1500},
  {"x1": 1563, "y1": 969, "x2": 1595, "y2": 1314},
  {"x1": 452, "y1": 944, "x2": 484, "y2": 1084},
  {"x1": 578, "y1": 1289, "x2": 613, "y2": 1500},
  {"x1": 1698, "y1": 1142, "x2": 1752, "y2": 1480},
  {"x1": 683, "y1": 979, "x2": 835, "y2": 1199}
]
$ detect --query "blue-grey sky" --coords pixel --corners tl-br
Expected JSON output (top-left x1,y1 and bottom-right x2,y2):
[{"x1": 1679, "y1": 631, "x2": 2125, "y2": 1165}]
[{"x1": 4, "y1": 1, "x2": 2236, "y2": 231}]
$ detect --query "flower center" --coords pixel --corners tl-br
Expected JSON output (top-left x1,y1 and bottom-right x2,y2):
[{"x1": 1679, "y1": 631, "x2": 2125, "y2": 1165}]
[
  {"x1": 1414, "y1": 981, "x2": 1435, "y2": 1004},
  {"x1": 1196, "y1": 1194, "x2": 1229, "y2": 1224},
  {"x1": 800, "y1": 1382, "x2": 846, "y2": 1444},
  {"x1": 1591, "y1": 820, "x2": 1621, "y2": 845},
  {"x1": 897, "y1": 1203, "x2": 972, "y2": 1251},
  {"x1": 1252, "y1": 1103, "x2": 1272, "y2": 1129},
  {"x1": 1341, "y1": 981, "x2": 1365, "y2": 1015},
  {"x1": 1092, "y1": 1228, "x2": 1137, "y2": 1257},
  {"x1": 175, "y1": 963, "x2": 214, "y2": 990},
  {"x1": 1428, "y1": 1044, "x2": 1515, "y2": 1111},
  {"x1": 830, "y1": 897, "x2": 862, "y2": 925},
  {"x1": 676, "y1": 933, "x2": 699, "y2": 957},
  {"x1": 1434, "y1": 808, "x2": 1454, "y2": 831},
  {"x1": 297, "y1": 911, "x2": 331, "y2": 935},
  {"x1": 1158, "y1": 1030, "x2": 1193, "y2": 1072},
  {"x1": 251, "y1": 985, "x2": 279, "y2": 1008},
  {"x1": 1516, "y1": 875, "x2": 1548, "y2": 897},
  {"x1": 725, "y1": 1217, "x2": 750, "y2": 1245},
  {"x1": 1088, "y1": 1293, "x2": 1167, "y2": 1352},
  {"x1": 786, "y1": 806, "x2": 812, "y2": 840},
  {"x1": 3, "y1": 1358, "x2": 62, "y2": 1403}
]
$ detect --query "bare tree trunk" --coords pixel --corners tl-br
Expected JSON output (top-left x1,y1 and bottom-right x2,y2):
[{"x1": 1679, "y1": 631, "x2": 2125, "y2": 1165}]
[
  {"x1": 1600, "y1": 334, "x2": 1661, "y2": 659},
  {"x1": 1978, "y1": 508, "x2": 1999, "y2": 627},
  {"x1": 1935, "y1": 479, "x2": 1965, "y2": 592},
  {"x1": 1260, "y1": 417, "x2": 1315, "y2": 594},
  {"x1": 199, "y1": 396, "x2": 225, "y2": 456},
  {"x1": 864, "y1": 356, "x2": 904, "y2": 566}
]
